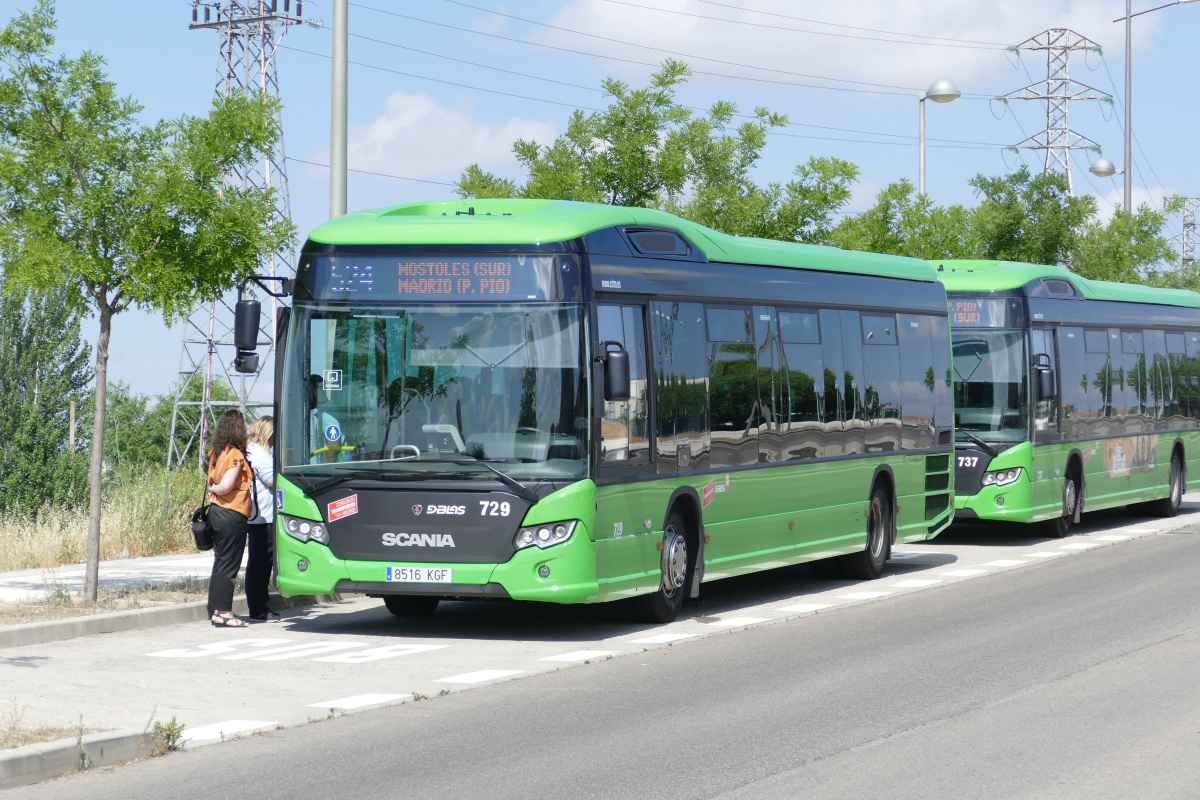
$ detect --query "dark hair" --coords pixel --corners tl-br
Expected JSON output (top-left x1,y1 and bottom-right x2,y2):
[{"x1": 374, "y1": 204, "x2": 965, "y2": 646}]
[{"x1": 208, "y1": 409, "x2": 248, "y2": 467}]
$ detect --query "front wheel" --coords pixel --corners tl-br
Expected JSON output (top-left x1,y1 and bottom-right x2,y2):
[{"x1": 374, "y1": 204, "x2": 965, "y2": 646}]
[
  {"x1": 1148, "y1": 452, "x2": 1184, "y2": 518},
  {"x1": 1041, "y1": 475, "x2": 1079, "y2": 539},
  {"x1": 383, "y1": 596, "x2": 439, "y2": 618},
  {"x1": 629, "y1": 512, "x2": 693, "y2": 624}
]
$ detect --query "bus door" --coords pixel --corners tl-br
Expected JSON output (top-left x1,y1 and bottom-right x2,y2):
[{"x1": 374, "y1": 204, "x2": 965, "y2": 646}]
[{"x1": 1030, "y1": 327, "x2": 1063, "y2": 509}]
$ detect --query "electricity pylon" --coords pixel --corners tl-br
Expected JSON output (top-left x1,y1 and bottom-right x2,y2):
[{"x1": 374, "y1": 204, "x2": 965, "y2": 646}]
[
  {"x1": 997, "y1": 29, "x2": 1112, "y2": 194},
  {"x1": 168, "y1": 1, "x2": 304, "y2": 468}
]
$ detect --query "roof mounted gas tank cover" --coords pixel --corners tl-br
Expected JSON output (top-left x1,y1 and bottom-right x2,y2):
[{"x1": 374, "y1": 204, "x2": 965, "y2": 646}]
[
  {"x1": 624, "y1": 227, "x2": 691, "y2": 257},
  {"x1": 1030, "y1": 277, "x2": 1080, "y2": 298}
]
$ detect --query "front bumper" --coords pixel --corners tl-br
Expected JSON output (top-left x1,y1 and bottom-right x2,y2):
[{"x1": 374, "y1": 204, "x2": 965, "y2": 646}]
[
  {"x1": 953, "y1": 474, "x2": 1039, "y2": 523},
  {"x1": 275, "y1": 521, "x2": 601, "y2": 604}
]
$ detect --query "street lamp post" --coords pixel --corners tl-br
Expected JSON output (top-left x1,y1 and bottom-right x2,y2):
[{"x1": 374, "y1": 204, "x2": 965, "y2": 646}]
[
  {"x1": 919, "y1": 79, "x2": 961, "y2": 196},
  {"x1": 1115, "y1": 0, "x2": 1200, "y2": 212}
]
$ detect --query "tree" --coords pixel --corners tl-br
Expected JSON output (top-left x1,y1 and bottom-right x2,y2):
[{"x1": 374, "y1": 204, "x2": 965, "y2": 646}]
[
  {"x1": 0, "y1": 281, "x2": 91, "y2": 511},
  {"x1": 457, "y1": 61, "x2": 858, "y2": 242},
  {"x1": 0, "y1": 2, "x2": 294, "y2": 601}
]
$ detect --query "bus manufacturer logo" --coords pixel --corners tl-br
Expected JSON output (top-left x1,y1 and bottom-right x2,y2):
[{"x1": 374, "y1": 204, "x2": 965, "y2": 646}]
[
  {"x1": 381, "y1": 532, "x2": 456, "y2": 548},
  {"x1": 412, "y1": 504, "x2": 423, "y2": 516}
]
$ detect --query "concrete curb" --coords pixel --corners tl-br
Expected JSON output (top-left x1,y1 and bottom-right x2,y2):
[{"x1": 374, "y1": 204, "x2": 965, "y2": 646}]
[
  {"x1": 0, "y1": 729, "x2": 154, "y2": 791},
  {"x1": 0, "y1": 594, "x2": 335, "y2": 650}
]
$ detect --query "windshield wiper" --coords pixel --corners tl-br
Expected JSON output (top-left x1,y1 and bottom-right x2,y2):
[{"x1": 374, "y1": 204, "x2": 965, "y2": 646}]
[
  {"x1": 408, "y1": 456, "x2": 540, "y2": 503},
  {"x1": 955, "y1": 430, "x2": 999, "y2": 458},
  {"x1": 284, "y1": 466, "x2": 459, "y2": 496}
]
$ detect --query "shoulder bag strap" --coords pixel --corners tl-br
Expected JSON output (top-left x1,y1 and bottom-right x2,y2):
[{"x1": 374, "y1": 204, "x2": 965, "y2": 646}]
[{"x1": 239, "y1": 448, "x2": 261, "y2": 520}]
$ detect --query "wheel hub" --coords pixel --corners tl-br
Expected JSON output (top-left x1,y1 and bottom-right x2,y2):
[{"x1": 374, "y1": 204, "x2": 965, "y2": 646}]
[{"x1": 662, "y1": 527, "x2": 688, "y2": 594}]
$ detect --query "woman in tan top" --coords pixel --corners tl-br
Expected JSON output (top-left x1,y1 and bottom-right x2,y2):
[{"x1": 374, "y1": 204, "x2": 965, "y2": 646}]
[{"x1": 206, "y1": 410, "x2": 255, "y2": 627}]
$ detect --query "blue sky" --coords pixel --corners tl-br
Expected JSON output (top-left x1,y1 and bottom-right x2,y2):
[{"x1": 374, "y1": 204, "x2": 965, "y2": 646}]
[{"x1": 31, "y1": 0, "x2": 1200, "y2": 396}]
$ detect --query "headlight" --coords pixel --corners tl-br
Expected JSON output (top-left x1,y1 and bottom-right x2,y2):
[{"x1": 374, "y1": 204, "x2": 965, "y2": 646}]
[
  {"x1": 514, "y1": 520, "x2": 577, "y2": 550},
  {"x1": 282, "y1": 514, "x2": 329, "y2": 544},
  {"x1": 981, "y1": 467, "x2": 1023, "y2": 487}
]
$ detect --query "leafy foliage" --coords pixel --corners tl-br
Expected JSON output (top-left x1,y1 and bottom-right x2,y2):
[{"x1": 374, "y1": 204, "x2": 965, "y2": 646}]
[
  {"x1": 457, "y1": 61, "x2": 858, "y2": 243},
  {"x1": 0, "y1": 282, "x2": 91, "y2": 511}
]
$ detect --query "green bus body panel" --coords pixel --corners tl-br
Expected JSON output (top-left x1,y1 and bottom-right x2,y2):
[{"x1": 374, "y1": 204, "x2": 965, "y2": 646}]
[
  {"x1": 934, "y1": 259, "x2": 1200, "y2": 308},
  {"x1": 307, "y1": 199, "x2": 938, "y2": 284},
  {"x1": 275, "y1": 460, "x2": 952, "y2": 605},
  {"x1": 955, "y1": 433, "x2": 1200, "y2": 524}
]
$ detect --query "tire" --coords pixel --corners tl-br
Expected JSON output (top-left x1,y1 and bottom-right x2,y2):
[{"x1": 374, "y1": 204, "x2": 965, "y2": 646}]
[
  {"x1": 842, "y1": 484, "x2": 892, "y2": 580},
  {"x1": 630, "y1": 511, "x2": 693, "y2": 624},
  {"x1": 1041, "y1": 473, "x2": 1079, "y2": 539},
  {"x1": 1148, "y1": 452, "x2": 1184, "y2": 518},
  {"x1": 383, "y1": 596, "x2": 439, "y2": 617}
]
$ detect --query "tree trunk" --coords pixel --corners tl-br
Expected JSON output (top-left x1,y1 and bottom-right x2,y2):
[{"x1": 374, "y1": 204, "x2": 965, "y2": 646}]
[{"x1": 82, "y1": 304, "x2": 113, "y2": 604}]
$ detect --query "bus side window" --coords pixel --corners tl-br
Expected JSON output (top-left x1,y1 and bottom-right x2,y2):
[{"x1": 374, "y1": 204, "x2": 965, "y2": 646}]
[{"x1": 597, "y1": 304, "x2": 650, "y2": 471}]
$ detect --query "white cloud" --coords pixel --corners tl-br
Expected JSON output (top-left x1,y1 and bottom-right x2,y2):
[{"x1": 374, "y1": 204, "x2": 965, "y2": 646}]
[
  {"x1": 1092, "y1": 183, "x2": 1175, "y2": 222},
  {"x1": 346, "y1": 93, "x2": 556, "y2": 180},
  {"x1": 538, "y1": 0, "x2": 1158, "y2": 93}
]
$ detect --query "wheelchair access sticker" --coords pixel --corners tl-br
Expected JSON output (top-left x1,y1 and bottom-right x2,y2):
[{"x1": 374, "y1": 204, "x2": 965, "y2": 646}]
[{"x1": 275, "y1": 490, "x2": 284, "y2": 511}]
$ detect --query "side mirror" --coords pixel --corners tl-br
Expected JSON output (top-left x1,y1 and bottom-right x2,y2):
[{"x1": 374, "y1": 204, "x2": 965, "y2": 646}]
[
  {"x1": 234, "y1": 294, "x2": 261, "y2": 374},
  {"x1": 602, "y1": 341, "x2": 630, "y2": 401},
  {"x1": 1034, "y1": 353, "x2": 1057, "y2": 400}
]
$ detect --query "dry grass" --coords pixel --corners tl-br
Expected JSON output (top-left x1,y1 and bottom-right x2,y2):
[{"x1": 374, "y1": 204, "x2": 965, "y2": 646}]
[
  {"x1": 1, "y1": 700, "x2": 95, "y2": 751},
  {"x1": 0, "y1": 578, "x2": 212, "y2": 627},
  {"x1": 0, "y1": 466, "x2": 198, "y2": 573}
]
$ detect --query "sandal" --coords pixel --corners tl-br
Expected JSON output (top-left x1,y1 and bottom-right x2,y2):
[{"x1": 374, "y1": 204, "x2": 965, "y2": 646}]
[{"x1": 210, "y1": 612, "x2": 248, "y2": 628}]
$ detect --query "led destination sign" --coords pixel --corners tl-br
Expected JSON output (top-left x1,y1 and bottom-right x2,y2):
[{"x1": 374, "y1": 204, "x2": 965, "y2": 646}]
[
  {"x1": 307, "y1": 254, "x2": 579, "y2": 302},
  {"x1": 949, "y1": 298, "x2": 1024, "y2": 328}
]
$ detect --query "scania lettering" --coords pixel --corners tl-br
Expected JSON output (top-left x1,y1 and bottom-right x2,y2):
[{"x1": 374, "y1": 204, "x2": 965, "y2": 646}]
[
  {"x1": 235, "y1": 199, "x2": 955, "y2": 623},
  {"x1": 935, "y1": 260, "x2": 1200, "y2": 537},
  {"x1": 381, "y1": 533, "x2": 457, "y2": 548}
]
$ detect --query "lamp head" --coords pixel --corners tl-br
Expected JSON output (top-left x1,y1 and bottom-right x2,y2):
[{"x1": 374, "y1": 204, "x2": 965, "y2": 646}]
[
  {"x1": 1090, "y1": 158, "x2": 1118, "y2": 178},
  {"x1": 925, "y1": 78, "x2": 961, "y2": 103}
]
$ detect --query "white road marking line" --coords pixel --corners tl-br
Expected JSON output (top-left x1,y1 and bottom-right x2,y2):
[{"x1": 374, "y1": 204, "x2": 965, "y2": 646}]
[
  {"x1": 147, "y1": 639, "x2": 284, "y2": 659},
  {"x1": 1024, "y1": 551, "x2": 1066, "y2": 559},
  {"x1": 1094, "y1": 535, "x2": 1131, "y2": 542},
  {"x1": 436, "y1": 669, "x2": 525, "y2": 685},
  {"x1": 778, "y1": 602, "x2": 834, "y2": 613},
  {"x1": 708, "y1": 616, "x2": 773, "y2": 627},
  {"x1": 837, "y1": 591, "x2": 891, "y2": 601},
  {"x1": 181, "y1": 720, "x2": 277, "y2": 744},
  {"x1": 539, "y1": 650, "x2": 618, "y2": 663},
  {"x1": 307, "y1": 693, "x2": 410, "y2": 711},
  {"x1": 1060, "y1": 542, "x2": 1101, "y2": 550},
  {"x1": 982, "y1": 559, "x2": 1027, "y2": 568},
  {"x1": 941, "y1": 568, "x2": 988, "y2": 578},
  {"x1": 629, "y1": 632, "x2": 697, "y2": 645},
  {"x1": 313, "y1": 643, "x2": 449, "y2": 664},
  {"x1": 891, "y1": 578, "x2": 943, "y2": 589},
  {"x1": 1122, "y1": 528, "x2": 1159, "y2": 535},
  {"x1": 221, "y1": 642, "x2": 365, "y2": 662}
]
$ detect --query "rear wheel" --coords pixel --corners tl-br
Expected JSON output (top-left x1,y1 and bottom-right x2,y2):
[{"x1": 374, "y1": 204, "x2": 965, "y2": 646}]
[
  {"x1": 630, "y1": 511, "x2": 692, "y2": 624},
  {"x1": 1041, "y1": 474, "x2": 1079, "y2": 539},
  {"x1": 842, "y1": 484, "x2": 892, "y2": 580},
  {"x1": 383, "y1": 596, "x2": 439, "y2": 617},
  {"x1": 1148, "y1": 451, "x2": 1184, "y2": 518}
]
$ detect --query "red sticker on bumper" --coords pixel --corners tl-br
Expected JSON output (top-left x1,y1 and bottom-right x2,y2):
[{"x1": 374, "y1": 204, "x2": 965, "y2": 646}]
[
  {"x1": 327, "y1": 494, "x2": 359, "y2": 522},
  {"x1": 702, "y1": 481, "x2": 716, "y2": 508}
]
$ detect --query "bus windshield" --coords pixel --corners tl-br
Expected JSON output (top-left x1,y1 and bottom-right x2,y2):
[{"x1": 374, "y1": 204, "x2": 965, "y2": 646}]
[
  {"x1": 952, "y1": 330, "x2": 1028, "y2": 442},
  {"x1": 279, "y1": 302, "x2": 589, "y2": 481}
]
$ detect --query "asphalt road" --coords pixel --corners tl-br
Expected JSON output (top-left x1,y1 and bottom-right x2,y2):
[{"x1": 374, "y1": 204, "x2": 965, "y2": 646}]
[{"x1": 13, "y1": 527, "x2": 1200, "y2": 800}]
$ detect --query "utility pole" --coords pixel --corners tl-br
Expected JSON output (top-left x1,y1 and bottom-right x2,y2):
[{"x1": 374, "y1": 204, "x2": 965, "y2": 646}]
[
  {"x1": 997, "y1": 29, "x2": 1110, "y2": 194},
  {"x1": 1124, "y1": 0, "x2": 1133, "y2": 212},
  {"x1": 1166, "y1": 196, "x2": 1199, "y2": 268},
  {"x1": 169, "y1": 1, "x2": 304, "y2": 469},
  {"x1": 331, "y1": 0, "x2": 348, "y2": 217},
  {"x1": 68, "y1": 399, "x2": 76, "y2": 452}
]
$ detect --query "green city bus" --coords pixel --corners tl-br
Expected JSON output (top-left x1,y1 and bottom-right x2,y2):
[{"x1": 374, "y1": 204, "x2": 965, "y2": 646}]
[
  {"x1": 234, "y1": 199, "x2": 955, "y2": 622},
  {"x1": 937, "y1": 259, "x2": 1200, "y2": 536}
]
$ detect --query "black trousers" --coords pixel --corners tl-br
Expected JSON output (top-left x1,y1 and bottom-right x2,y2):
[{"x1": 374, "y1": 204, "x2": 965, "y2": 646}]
[
  {"x1": 207, "y1": 505, "x2": 248, "y2": 616},
  {"x1": 246, "y1": 522, "x2": 274, "y2": 617}
]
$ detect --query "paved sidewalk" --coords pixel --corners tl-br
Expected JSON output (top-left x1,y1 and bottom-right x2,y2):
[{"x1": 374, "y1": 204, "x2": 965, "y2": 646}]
[
  {"x1": 1, "y1": 498, "x2": 1196, "y2": 758},
  {"x1": 0, "y1": 551, "x2": 223, "y2": 603}
]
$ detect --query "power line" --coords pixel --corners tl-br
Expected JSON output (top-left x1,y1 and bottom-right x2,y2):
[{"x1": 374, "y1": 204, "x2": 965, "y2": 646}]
[
  {"x1": 287, "y1": 155, "x2": 458, "y2": 187},
  {"x1": 598, "y1": 0, "x2": 1010, "y2": 51},
  {"x1": 342, "y1": 27, "x2": 1006, "y2": 146},
  {"x1": 282, "y1": 43, "x2": 1005, "y2": 151},
  {"x1": 1098, "y1": 53, "x2": 1172, "y2": 207},
  {"x1": 693, "y1": 0, "x2": 1009, "y2": 47},
  {"x1": 347, "y1": 4, "x2": 948, "y2": 99},
  {"x1": 423, "y1": 0, "x2": 964, "y2": 95}
]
